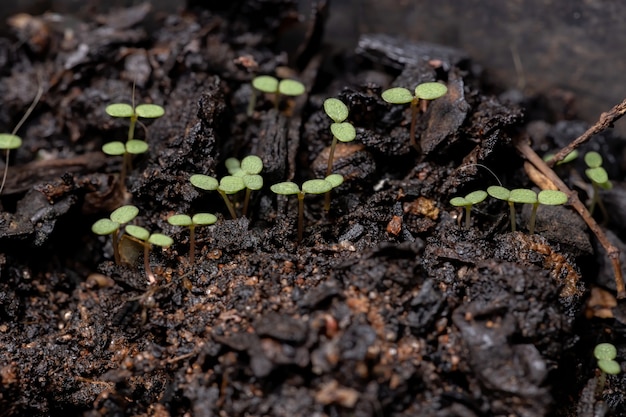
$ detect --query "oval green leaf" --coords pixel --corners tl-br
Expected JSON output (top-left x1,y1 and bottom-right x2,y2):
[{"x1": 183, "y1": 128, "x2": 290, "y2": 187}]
[
  {"x1": 192, "y1": 213, "x2": 217, "y2": 226},
  {"x1": 225, "y1": 157, "x2": 241, "y2": 174},
  {"x1": 487, "y1": 185, "x2": 510, "y2": 201},
  {"x1": 149, "y1": 233, "x2": 173, "y2": 247},
  {"x1": 538, "y1": 190, "x2": 568, "y2": 205},
  {"x1": 597, "y1": 359, "x2": 621, "y2": 375},
  {"x1": 102, "y1": 141, "x2": 126, "y2": 156},
  {"x1": 241, "y1": 155, "x2": 263, "y2": 174},
  {"x1": 325, "y1": 174, "x2": 344, "y2": 188},
  {"x1": 252, "y1": 75, "x2": 279, "y2": 93},
  {"x1": 509, "y1": 189, "x2": 537, "y2": 204},
  {"x1": 323, "y1": 98, "x2": 349, "y2": 123},
  {"x1": 110, "y1": 205, "x2": 139, "y2": 223},
  {"x1": 0, "y1": 133, "x2": 22, "y2": 150},
  {"x1": 243, "y1": 174, "x2": 263, "y2": 190},
  {"x1": 218, "y1": 175, "x2": 245, "y2": 194},
  {"x1": 135, "y1": 104, "x2": 164, "y2": 119},
  {"x1": 586, "y1": 167, "x2": 609, "y2": 184},
  {"x1": 450, "y1": 197, "x2": 469, "y2": 207},
  {"x1": 465, "y1": 190, "x2": 487, "y2": 204},
  {"x1": 584, "y1": 151, "x2": 603, "y2": 168},
  {"x1": 330, "y1": 122, "x2": 356, "y2": 143},
  {"x1": 415, "y1": 82, "x2": 448, "y2": 100},
  {"x1": 167, "y1": 214, "x2": 193, "y2": 226},
  {"x1": 302, "y1": 179, "x2": 332, "y2": 194},
  {"x1": 278, "y1": 79, "x2": 305, "y2": 96},
  {"x1": 594, "y1": 343, "x2": 617, "y2": 361},
  {"x1": 381, "y1": 87, "x2": 413, "y2": 104},
  {"x1": 126, "y1": 225, "x2": 150, "y2": 241},
  {"x1": 270, "y1": 181, "x2": 300, "y2": 195},
  {"x1": 125, "y1": 139, "x2": 148, "y2": 154},
  {"x1": 92, "y1": 218, "x2": 119, "y2": 235},
  {"x1": 105, "y1": 103, "x2": 134, "y2": 118},
  {"x1": 190, "y1": 174, "x2": 219, "y2": 191},
  {"x1": 544, "y1": 150, "x2": 579, "y2": 165}
]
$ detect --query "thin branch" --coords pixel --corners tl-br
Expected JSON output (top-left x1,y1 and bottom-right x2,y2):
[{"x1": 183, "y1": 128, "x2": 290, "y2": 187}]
[
  {"x1": 516, "y1": 137, "x2": 625, "y2": 299},
  {"x1": 548, "y1": 97, "x2": 626, "y2": 167}
]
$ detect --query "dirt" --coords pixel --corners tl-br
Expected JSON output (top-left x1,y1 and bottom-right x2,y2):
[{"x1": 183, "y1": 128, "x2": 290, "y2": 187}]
[{"x1": 1, "y1": 2, "x2": 625, "y2": 417}]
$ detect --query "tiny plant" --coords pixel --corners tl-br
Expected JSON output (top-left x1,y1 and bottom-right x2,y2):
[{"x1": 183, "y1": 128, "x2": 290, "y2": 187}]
[
  {"x1": 584, "y1": 151, "x2": 612, "y2": 219},
  {"x1": 450, "y1": 190, "x2": 487, "y2": 229},
  {"x1": 168, "y1": 213, "x2": 217, "y2": 264},
  {"x1": 487, "y1": 186, "x2": 516, "y2": 232},
  {"x1": 91, "y1": 205, "x2": 139, "y2": 264},
  {"x1": 381, "y1": 82, "x2": 448, "y2": 150},
  {"x1": 105, "y1": 86, "x2": 165, "y2": 142},
  {"x1": 125, "y1": 225, "x2": 173, "y2": 285},
  {"x1": 249, "y1": 75, "x2": 305, "y2": 114},
  {"x1": 102, "y1": 139, "x2": 149, "y2": 187},
  {"x1": 225, "y1": 155, "x2": 264, "y2": 216},
  {"x1": 189, "y1": 174, "x2": 239, "y2": 219},
  {"x1": 593, "y1": 342, "x2": 621, "y2": 394},
  {"x1": 271, "y1": 175, "x2": 342, "y2": 243}
]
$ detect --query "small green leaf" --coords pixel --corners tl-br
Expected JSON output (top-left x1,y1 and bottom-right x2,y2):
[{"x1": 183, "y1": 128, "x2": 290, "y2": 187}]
[
  {"x1": 102, "y1": 141, "x2": 126, "y2": 156},
  {"x1": 0, "y1": 133, "x2": 22, "y2": 150},
  {"x1": 509, "y1": 189, "x2": 537, "y2": 204},
  {"x1": 544, "y1": 150, "x2": 578, "y2": 165},
  {"x1": 190, "y1": 174, "x2": 219, "y2": 191},
  {"x1": 325, "y1": 174, "x2": 344, "y2": 188},
  {"x1": 381, "y1": 87, "x2": 414, "y2": 104},
  {"x1": 271, "y1": 182, "x2": 300, "y2": 195},
  {"x1": 126, "y1": 225, "x2": 150, "y2": 241},
  {"x1": 243, "y1": 174, "x2": 263, "y2": 190},
  {"x1": 135, "y1": 104, "x2": 164, "y2": 119},
  {"x1": 105, "y1": 103, "x2": 134, "y2": 118},
  {"x1": 110, "y1": 205, "x2": 139, "y2": 223},
  {"x1": 302, "y1": 179, "x2": 332, "y2": 194},
  {"x1": 278, "y1": 79, "x2": 305, "y2": 96},
  {"x1": 252, "y1": 75, "x2": 279, "y2": 93},
  {"x1": 192, "y1": 213, "x2": 217, "y2": 225},
  {"x1": 487, "y1": 185, "x2": 510, "y2": 201},
  {"x1": 168, "y1": 214, "x2": 193, "y2": 226},
  {"x1": 125, "y1": 140, "x2": 149, "y2": 154},
  {"x1": 450, "y1": 197, "x2": 469, "y2": 207},
  {"x1": 465, "y1": 190, "x2": 487, "y2": 205},
  {"x1": 599, "y1": 180, "x2": 613, "y2": 190},
  {"x1": 92, "y1": 218, "x2": 119, "y2": 235},
  {"x1": 414, "y1": 82, "x2": 448, "y2": 100},
  {"x1": 594, "y1": 343, "x2": 617, "y2": 361},
  {"x1": 584, "y1": 151, "x2": 603, "y2": 168},
  {"x1": 586, "y1": 167, "x2": 609, "y2": 184},
  {"x1": 538, "y1": 190, "x2": 568, "y2": 205},
  {"x1": 149, "y1": 233, "x2": 173, "y2": 247},
  {"x1": 225, "y1": 157, "x2": 241, "y2": 174},
  {"x1": 219, "y1": 176, "x2": 245, "y2": 194},
  {"x1": 323, "y1": 98, "x2": 349, "y2": 123},
  {"x1": 597, "y1": 359, "x2": 621, "y2": 375},
  {"x1": 330, "y1": 122, "x2": 356, "y2": 143},
  {"x1": 241, "y1": 155, "x2": 263, "y2": 175}
]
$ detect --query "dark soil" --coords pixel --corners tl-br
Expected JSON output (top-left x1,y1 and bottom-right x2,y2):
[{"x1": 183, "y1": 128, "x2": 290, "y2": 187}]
[{"x1": 1, "y1": 2, "x2": 625, "y2": 417}]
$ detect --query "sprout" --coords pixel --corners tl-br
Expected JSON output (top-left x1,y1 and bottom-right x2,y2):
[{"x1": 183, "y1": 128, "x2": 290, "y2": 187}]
[
  {"x1": 271, "y1": 176, "x2": 342, "y2": 243},
  {"x1": 249, "y1": 75, "x2": 306, "y2": 114},
  {"x1": 102, "y1": 139, "x2": 149, "y2": 185},
  {"x1": 0, "y1": 133, "x2": 23, "y2": 195},
  {"x1": 593, "y1": 342, "x2": 621, "y2": 394},
  {"x1": 91, "y1": 205, "x2": 139, "y2": 264},
  {"x1": 225, "y1": 155, "x2": 265, "y2": 216},
  {"x1": 190, "y1": 174, "x2": 238, "y2": 220},
  {"x1": 381, "y1": 81, "x2": 448, "y2": 150},
  {"x1": 583, "y1": 151, "x2": 612, "y2": 220},
  {"x1": 105, "y1": 100, "x2": 165, "y2": 141},
  {"x1": 125, "y1": 225, "x2": 173, "y2": 285},
  {"x1": 168, "y1": 213, "x2": 217, "y2": 264},
  {"x1": 449, "y1": 190, "x2": 487, "y2": 228},
  {"x1": 323, "y1": 98, "x2": 355, "y2": 210}
]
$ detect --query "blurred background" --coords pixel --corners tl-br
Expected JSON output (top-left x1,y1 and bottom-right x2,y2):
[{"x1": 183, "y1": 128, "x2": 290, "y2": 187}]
[{"x1": 2, "y1": 0, "x2": 625, "y2": 134}]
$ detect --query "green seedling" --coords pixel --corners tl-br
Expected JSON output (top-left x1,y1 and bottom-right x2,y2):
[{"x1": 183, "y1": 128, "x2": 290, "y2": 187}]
[
  {"x1": 487, "y1": 186, "x2": 516, "y2": 232},
  {"x1": 91, "y1": 205, "x2": 139, "y2": 264},
  {"x1": 125, "y1": 225, "x2": 173, "y2": 285},
  {"x1": 105, "y1": 89, "x2": 165, "y2": 142},
  {"x1": 225, "y1": 155, "x2": 264, "y2": 216},
  {"x1": 450, "y1": 190, "x2": 487, "y2": 229},
  {"x1": 543, "y1": 149, "x2": 579, "y2": 165},
  {"x1": 249, "y1": 75, "x2": 305, "y2": 114},
  {"x1": 593, "y1": 342, "x2": 621, "y2": 395},
  {"x1": 271, "y1": 175, "x2": 342, "y2": 243},
  {"x1": 584, "y1": 151, "x2": 612, "y2": 219},
  {"x1": 381, "y1": 82, "x2": 448, "y2": 150},
  {"x1": 168, "y1": 213, "x2": 217, "y2": 264},
  {"x1": 102, "y1": 139, "x2": 149, "y2": 186},
  {"x1": 189, "y1": 174, "x2": 243, "y2": 220}
]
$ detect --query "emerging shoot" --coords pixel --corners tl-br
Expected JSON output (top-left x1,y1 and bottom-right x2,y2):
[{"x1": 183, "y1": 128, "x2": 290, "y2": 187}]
[
  {"x1": 450, "y1": 190, "x2": 487, "y2": 229},
  {"x1": 168, "y1": 213, "x2": 217, "y2": 264},
  {"x1": 250, "y1": 75, "x2": 305, "y2": 114},
  {"x1": 125, "y1": 225, "x2": 173, "y2": 285},
  {"x1": 584, "y1": 151, "x2": 612, "y2": 220},
  {"x1": 323, "y1": 98, "x2": 355, "y2": 210},
  {"x1": 0, "y1": 134, "x2": 22, "y2": 195},
  {"x1": 91, "y1": 205, "x2": 139, "y2": 264},
  {"x1": 225, "y1": 155, "x2": 264, "y2": 216},
  {"x1": 102, "y1": 139, "x2": 149, "y2": 186},
  {"x1": 593, "y1": 342, "x2": 621, "y2": 395}
]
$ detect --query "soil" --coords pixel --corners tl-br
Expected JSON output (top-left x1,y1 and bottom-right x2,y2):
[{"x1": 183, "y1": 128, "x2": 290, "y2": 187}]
[{"x1": 1, "y1": 2, "x2": 625, "y2": 417}]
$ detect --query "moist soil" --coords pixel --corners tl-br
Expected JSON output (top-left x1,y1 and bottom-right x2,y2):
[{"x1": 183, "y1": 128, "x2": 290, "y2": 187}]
[{"x1": 1, "y1": 3, "x2": 625, "y2": 417}]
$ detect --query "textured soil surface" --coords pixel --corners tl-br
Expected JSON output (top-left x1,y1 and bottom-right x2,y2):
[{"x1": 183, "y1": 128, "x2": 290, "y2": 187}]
[{"x1": 1, "y1": 2, "x2": 625, "y2": 417}]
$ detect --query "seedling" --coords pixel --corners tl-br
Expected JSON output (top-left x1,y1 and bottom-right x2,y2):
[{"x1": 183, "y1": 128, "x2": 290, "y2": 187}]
[
  {"x1": 449, "y1": 190, "x2": 487, "y2": 229},
  {"x1": 125, "y1": 225, "x2": 173, "y2": 285},
  {"x1": 91, "y1": 205, "x2": 139, "y2": 264},
  {"x1": 102, "y1": 139, "x2": 149, "y2": 186},
  {"x1": 225, "y1": 155, "x2": 264, "y2": 216},
  {"x1": 167, "y1": 213, "x2": 217, "y2": 264},
  {"x1": 584, "y1": 151, "x2": 612, "y2": 219},
  {"x1": 381, "y1": 82, "x2": 448, "y2": 150},
  {"x1": 190, "y1": 174, "x2": 238, "y2": 219},
  {"x1": 105, "y1": 87, "x2": 165, "y2": 142},
  {"x1": 270, "y1": 175, "x2": 342, "y2": 243},
  {"x1": 593, "y1": 342, "x2": 621, "y2": 394},
  {"x1": 487, "y1": 186, "x2": 516, "y2": 232},
  {"x1": 249, "y1": 75, "x2": 305, "y2": 114}
]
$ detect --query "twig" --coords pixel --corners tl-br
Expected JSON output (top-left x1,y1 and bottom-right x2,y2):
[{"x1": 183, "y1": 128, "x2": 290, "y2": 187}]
[
  {"x1": 515, "y1": 137, "x2": 625, "y2": 299},
  {"x1": 547, "y1": 97, "x2": 626, "y2": 167}
]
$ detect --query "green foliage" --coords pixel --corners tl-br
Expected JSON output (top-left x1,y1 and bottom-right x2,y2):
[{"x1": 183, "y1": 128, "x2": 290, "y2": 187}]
[
  {"x1": 449, "y1": 190, "x2": 487, "y2": 228},
  {"x1": 537, "y1": 190, "x2": 568, "y2": 205},
  {"x1": 125, "y1": 224, "x2": 173, "y2": 285},
  {"x1": 252, "y1": 75, "x2": 279, "y2": 93},
  {"x1": 271, "y1": 182, "x2": 301, "y2": 195},
  {"x1": 381, "y1": 87, "x2": 414, "y2": 104},
  {"x1": 302, "y1": 179, "x2": 333, "y2": 194},
  {"x1": 168, "y1": 213, "x2": 217, "y2": 263},
  {"x1": 219, "y1": 176, "x2": 245, "y2": 194},
  {"x1": 594, "y1": 343, "x2": 621, "y2": 376},
  {"x1": 250, "y1": 75, "x2": 305, "y2": 114},
  {"x1": 323, "y1": 98, "x2": 349, "y2": 123},
  {"x1": 543, "y1": 150, "x2": 578, "y2": 165},
  {"x1": 325, "y1": 173, "x2": 344, "y2": 188},
  {"x1": 92, "y1": 205, "x2": 139, "y2": 264},
  {"x1": 190, "y1": 174, "x2": 219, "y2": 191},
  {"x1": 0, "y1": 133, "x2": 22, "y2": 150},
  {"x1": 102, "y1": 140, "x2": 148, "y2": 156},
  {"x1": 279, "y1": 79, "x2": 305, "y2": 96},
  {"x1": 330, "y1": 122, "x2": 356, "y2": 143},
  {"x1": 509, "y1": 189, "x2": 537, "y2": 204},
  {"x1": 583, "y1": 151, "x2": 612, "y2": 219},
  {"x1": 414, "y1": 82, "x2": 448, "y2": 100},
  {"x1": 487, "y1": 185, "x2": 511, "y2": 201}
]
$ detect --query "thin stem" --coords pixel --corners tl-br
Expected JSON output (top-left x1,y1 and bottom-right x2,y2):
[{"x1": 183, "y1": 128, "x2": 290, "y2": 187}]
[
  {"x1": 409, "y1": 100, "x2": 419, "y2": 151},
  {"x1": 120, "y1": 153, "x2": 129, "y2": 188},
  {"x1": 243, "y1": 188, "x2": 251, "y2": 217},
  {"x1": 128, "y1": 115, "x2": 137, "y2": 141},
  {"x1": 464, "y1": 206, "x2": 471, "y2": 229},
  {"x1": 112, "y1": 230, "x2": 121, "y2": 265},
  {"x1": 0, "y1": 150, "x2": 9, "y2": 196},
  {"x1": 509, "y1": 202, "x2": 516, "y2": 232},
  {"x1": 189, "y1": 225, "x2": 195, "y2": 264},
  {"x1": 247, "y1": 91, "x2": 257, "y2": 117},
  {"x1": 326, "y1": 137, "x2": 338, "y2": 177},
  {"x1": 529, "y1": 202, "x2": 538, "y2": 234},
  {"x1": 144, "y1": 243, "x2": 156, "y2": 285},
  {"x1": 297, "y1": 193, "x2": 304, "y2": 243},
  {"x1": 218, "y1": 190, "x2": 238, "y2": 219}
]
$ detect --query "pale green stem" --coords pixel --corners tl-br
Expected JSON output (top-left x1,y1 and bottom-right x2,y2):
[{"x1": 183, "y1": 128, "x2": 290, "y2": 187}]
[
  {"x1": 189, "y1": 225, "x2": 196, "y2": 264},
  {"x1": 144, "y1": 243, "x2": 156, "y2": 285},
  {"x1": 297, "y1": 192, "x2": 305, "y2": 243},
  {"x1": 509, "y1": 202, "x2": 516, "y2": 232},
  {"x1": 529, "y1": 203, "x2": 539, "y2": 234},
  {"x1": 218, "y1": 190, "x2": 238, "y2": 219}
]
